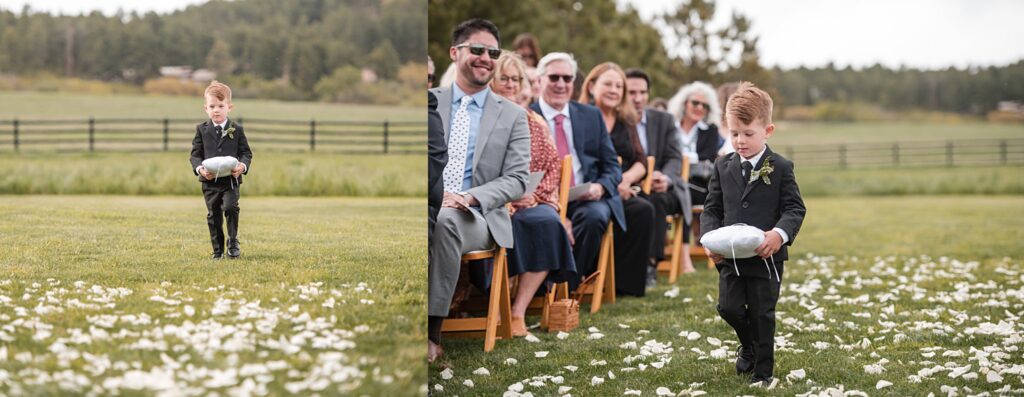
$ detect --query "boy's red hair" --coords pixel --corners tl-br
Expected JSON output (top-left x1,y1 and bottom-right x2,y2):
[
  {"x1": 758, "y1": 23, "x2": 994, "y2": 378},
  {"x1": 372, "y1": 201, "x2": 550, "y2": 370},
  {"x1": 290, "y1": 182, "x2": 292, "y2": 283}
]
[
  {"x1": 725, "y1": 81, "x2": 772, "y2": 126},
  {"x1": 204, "y1": 80, "x2": 232, "y2": 102}
]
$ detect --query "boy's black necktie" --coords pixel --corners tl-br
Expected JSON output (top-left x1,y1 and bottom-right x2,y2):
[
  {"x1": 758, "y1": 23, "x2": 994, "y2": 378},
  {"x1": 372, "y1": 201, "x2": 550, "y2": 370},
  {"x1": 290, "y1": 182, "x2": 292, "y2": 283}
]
[
  {"x1": 215, "y1": 125, "x2": 223, "y2": 138},
  {"x1": 742, "y1": 161, "x2": 753, "y2": 180}
]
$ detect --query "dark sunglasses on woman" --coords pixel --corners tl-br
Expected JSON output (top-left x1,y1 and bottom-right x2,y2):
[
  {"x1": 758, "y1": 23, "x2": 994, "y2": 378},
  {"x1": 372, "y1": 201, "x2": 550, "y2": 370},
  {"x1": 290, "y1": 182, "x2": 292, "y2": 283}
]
[{"x1": 689, "y1": 99, "x2": 710, "y2": 110}]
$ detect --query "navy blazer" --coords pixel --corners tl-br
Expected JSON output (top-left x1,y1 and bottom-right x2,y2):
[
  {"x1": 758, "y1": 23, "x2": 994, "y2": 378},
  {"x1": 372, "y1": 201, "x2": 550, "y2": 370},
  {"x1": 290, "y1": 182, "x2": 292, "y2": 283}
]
[
  {"x1": 700, "y1": 145, "x2": 806, "y2": 278},
  {"x1": 531, "y1": 100, "x2": 625, "y2": 228}
]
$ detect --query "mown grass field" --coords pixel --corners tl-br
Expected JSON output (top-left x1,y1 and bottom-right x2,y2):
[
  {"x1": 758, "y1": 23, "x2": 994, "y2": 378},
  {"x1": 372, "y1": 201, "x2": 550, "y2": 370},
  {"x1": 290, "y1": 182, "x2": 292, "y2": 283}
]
[
  {"x1": 0, "y1": 152, "x2": 425, "y2": 197},
  {"x1": 0, "y1": 195, "x2": 426, "y2": 396},
  {"x1": 2, "y1": 151, "x2": 1019, "y2": 198},
  {"x1": 773, "y1": 121, "x2": 1024, "y2": 146},
  {"x1": 0, "y1": 91, "x2": 423, "y2": 121},
  {"x1": 429, "y1": 195, "x2": 1024, "y2": 396}
]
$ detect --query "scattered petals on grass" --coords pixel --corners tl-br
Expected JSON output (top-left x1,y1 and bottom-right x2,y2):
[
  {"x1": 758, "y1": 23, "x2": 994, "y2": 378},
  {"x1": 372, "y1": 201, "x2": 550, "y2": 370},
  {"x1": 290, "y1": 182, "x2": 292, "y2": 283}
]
[{"x1": 0, "y1": 279, "x2": 407, "y2": 395}]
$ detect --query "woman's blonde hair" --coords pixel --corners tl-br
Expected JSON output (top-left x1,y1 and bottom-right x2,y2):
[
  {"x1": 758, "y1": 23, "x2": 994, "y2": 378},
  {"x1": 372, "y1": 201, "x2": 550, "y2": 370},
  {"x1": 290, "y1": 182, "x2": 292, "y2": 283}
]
[
  {"x1": 577, "y1": 62, "x2": 637, "y2": 125},
  {"x1": 490, "y1": 50, "x2": 528, "y2": 96}
]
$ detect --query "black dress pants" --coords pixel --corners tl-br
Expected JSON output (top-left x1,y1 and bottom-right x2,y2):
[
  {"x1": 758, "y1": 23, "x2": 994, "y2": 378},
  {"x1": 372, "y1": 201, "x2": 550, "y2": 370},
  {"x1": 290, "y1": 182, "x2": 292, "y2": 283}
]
[
  {"x1": 203, "y1": 185, "x2": 240, "y2": 252},
  {"x1": 613, "y1": 194, "x2": 655, "y2": 297},
  {"x1": 716, "y1": 266, "x2": 783, "y2": 379}
]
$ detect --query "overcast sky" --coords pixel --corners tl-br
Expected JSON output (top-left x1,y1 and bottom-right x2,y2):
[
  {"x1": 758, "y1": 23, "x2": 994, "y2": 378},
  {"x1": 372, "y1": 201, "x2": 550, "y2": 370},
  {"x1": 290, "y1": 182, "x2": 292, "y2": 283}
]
[
  {"x1": 5, "y1": 0, "x2": 1022, "y2": 70},
  {"x1": 1, "y1": 0, "x2": 204, "y2": 16},
  {"x1": 619, "y1": 0, "x2": 1024, "y2": 70}
]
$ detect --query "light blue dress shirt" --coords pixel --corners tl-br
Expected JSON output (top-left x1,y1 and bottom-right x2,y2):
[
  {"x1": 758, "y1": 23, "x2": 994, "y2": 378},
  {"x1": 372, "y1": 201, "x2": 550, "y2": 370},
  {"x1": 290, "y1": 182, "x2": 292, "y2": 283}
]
[{"x1": 449, "y1": 84, "x2": 490, "y2": 191}]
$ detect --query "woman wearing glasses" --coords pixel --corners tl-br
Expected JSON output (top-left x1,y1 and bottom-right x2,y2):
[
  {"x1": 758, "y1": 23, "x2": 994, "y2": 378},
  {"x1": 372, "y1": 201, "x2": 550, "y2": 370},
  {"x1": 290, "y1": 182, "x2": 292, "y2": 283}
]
[
  {"x1": 666, "y1": 82, "x2": 722, "y2": 274},
  {"x1": 490, "y1": 51, "x2": 576, "y2": 337},
  {"x1": 667, "y1": 81, "x2": 722, "y2": 205},
  {"x1": 579, "y1": 62, "x2": 657, "y2": 297}
]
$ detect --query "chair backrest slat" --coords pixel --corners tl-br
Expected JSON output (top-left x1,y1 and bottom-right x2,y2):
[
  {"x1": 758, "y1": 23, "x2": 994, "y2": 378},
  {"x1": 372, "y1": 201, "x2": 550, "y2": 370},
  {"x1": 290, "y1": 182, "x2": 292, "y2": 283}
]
[
  {"x1": 558, "y1": 155, "x2": 572, "y2": 221},
  {"x1": 642, "y1": 156, "x2": 655, "y2": 195},
  {"x1": 681, "y1": 154, "x2": 691, "y2": 181}
]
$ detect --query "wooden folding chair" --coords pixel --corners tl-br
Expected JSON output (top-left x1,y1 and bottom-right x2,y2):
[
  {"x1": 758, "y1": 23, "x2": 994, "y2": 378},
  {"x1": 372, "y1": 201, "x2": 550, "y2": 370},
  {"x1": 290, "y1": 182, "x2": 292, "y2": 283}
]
[
  {"x1": 642, "y1": 156, "x2": 655, "y2": 195},
  {"x1": 658, "y1": 155, "x2": 713, "y2": 281},
  {"x1": 578, "y1": 221, "x2": 615, "y2": 313},
  {"x1": 441, "y1": 245, "x2": 513, "y2": 352}
]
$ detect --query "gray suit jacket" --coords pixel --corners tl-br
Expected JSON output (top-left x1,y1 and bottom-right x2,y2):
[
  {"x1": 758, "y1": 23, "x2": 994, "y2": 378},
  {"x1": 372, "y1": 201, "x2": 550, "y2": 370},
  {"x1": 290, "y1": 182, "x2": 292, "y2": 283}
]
[
  {"x1": 430, "y1": 86, "x2": 530, "y2": 248},
  {"x1": 645, "y1": 108, "x2": 692, "y2": 224}
]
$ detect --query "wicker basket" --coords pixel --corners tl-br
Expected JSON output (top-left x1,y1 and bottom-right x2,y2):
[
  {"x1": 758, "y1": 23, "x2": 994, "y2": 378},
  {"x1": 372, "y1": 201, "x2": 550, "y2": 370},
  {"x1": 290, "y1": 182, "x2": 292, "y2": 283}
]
[{"x1": 547, "y1": 298, "x2": 579, "y2": 332}]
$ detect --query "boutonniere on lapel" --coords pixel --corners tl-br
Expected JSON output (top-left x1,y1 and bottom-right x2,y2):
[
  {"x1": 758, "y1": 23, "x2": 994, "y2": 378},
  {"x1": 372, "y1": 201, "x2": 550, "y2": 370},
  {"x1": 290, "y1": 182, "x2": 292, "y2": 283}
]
[
  {"x1": 749, "y1": 154, "x2": 775, "y2": 185},
  {"x1": 225, "y1": 122, "x2": 236, "y2": 139}
]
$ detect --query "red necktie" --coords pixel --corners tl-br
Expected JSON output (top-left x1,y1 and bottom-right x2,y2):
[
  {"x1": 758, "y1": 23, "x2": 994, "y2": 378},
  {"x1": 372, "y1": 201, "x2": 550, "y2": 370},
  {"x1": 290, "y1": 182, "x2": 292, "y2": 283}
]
[{"x1": 553, "y1": 114, "x2": 575, "y2": 186}]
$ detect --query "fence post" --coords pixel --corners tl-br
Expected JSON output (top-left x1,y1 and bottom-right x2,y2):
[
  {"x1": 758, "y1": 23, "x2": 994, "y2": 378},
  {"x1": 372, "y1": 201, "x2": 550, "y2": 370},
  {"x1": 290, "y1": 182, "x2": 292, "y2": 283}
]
[
  {"x1": 838, "y1": 144, "x2": 847, "y2": 169},
  {"x1": 88, "y1": 117, "x2": 95, "y2": 152},
  {"x1": 383, "y1": 120, "x2": 389, "y2": 154},
  {"x1": 1000, "y1": 140, "x2": 1008, "y2": 165},
  {"x1": 892, "y1": 143, "x2": 900, "y2": 166},
  {"x1": 946, "y1": 140, "x2": 954, "y2": 167},
  {"x1": 309, "y1": 119, "x2": 316, "y2": 152},
  {"x1": 12, "y1": 119, "x2": 18, "y2": 152},
  {"x1": 162, "y1": 118, "x2": 170, "y2": 152}
]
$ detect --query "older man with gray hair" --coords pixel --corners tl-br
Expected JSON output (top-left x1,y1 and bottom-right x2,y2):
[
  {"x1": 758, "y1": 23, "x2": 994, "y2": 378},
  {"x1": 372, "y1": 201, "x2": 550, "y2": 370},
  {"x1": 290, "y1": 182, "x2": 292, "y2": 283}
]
[{"x1": 529, "y1": 52, "x2": 623, "y2": 281}]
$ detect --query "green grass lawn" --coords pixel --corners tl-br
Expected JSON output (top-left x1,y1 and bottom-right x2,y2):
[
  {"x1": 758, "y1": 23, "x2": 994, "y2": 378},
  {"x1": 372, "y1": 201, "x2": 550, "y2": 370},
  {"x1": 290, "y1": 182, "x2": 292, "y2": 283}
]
[
  {"x1": 429, "y1": 195, "x2": 1024, "y2": 396},
  {"x1": 794, "y1": 165, "x2": 1024, "y2": 196},
  {"x1": 0, "y1": 195, "x2": 426, "y2": 396},
  {"x1": 773, "y1": 121, "x2": 1024, "y2": 146},
  {"x1": 0, "y1": 152, "x2": 425, "y2": 197},
  {"x1": 0, "y1": 91, "x2": 423, "y2": 122}
]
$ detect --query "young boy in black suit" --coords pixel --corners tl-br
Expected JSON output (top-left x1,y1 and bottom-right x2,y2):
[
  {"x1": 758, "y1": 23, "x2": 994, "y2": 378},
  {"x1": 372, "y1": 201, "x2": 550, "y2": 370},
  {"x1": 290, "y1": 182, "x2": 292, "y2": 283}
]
[
  {"x1": 700, "y1": 82, "x2": 806, "y2": 386},
  {"x1": 189, "y1": 81, "x2": 252, "y2": 259}
]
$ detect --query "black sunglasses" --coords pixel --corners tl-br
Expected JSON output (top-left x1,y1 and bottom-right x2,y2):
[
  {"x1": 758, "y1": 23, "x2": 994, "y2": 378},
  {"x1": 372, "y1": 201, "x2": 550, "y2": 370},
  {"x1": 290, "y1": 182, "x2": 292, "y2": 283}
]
[
  {"x1": 689, "y1": 99, "x2": 710, "y2": 110},
  {"x1": 454, "y1": 43, "x2": 501, "y2": 60},
  {"x1": 547, "y1": 74, "x2": 574, "y2": 83}
]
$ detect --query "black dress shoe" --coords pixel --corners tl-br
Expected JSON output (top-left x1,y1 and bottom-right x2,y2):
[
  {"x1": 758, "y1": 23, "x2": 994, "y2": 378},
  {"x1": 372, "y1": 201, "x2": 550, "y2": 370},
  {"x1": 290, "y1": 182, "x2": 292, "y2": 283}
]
[
  {"x1": 227, "y1": 239, "x2": 241, "y2": 258},
  {"x1": 735, "y1": 345, "x2": 754, "y2": 374},
  {"x1": 749, "y1": 376, "x2": 774, "y2": 387},
  {"x1": 211, "y1": 253, "x2": 223, "y2": 260},
  {"x1": 645, "y1": 264, "x2": 658, "y2": 289}
]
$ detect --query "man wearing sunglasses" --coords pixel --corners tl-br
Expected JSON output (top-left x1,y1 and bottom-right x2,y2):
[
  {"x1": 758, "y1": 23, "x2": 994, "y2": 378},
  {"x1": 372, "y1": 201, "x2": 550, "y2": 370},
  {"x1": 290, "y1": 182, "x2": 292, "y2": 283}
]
[
  {"x1": 427, "y1": 18, "x2": 530, "y2": 363},
  {"x1": 530, "y1": 52, "x2": 624, "y2": 280}
]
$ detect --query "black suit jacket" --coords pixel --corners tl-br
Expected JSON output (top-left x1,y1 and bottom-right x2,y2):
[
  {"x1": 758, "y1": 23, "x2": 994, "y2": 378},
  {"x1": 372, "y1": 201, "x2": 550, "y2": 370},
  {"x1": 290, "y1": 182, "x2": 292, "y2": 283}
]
[
  {"x1": 645, "y1": 108, "x2": 691, "y2": 222},
  {"x1": 700, "y1": 145, "x2": 806, "y2": 278},
  {"x1": 189, "y1": 119, "x2": 252, "y2": 188},
  {"x1": 694, "y1": 123, "x2": 720, "y2": 163},
  {"x1": 530, "y1": 100, "x2": 625, "y2": 228},
  {"x1": 427, "y1": 91, "x2": 447, "y2": 223}
]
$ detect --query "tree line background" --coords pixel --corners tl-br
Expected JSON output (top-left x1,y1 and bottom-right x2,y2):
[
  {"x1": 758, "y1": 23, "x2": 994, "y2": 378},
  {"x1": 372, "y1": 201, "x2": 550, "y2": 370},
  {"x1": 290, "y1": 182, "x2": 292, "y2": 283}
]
[
  {"x1": 0, "y1": 0, "x2": 426, "y2": 105},
  {"x1": 428, "y1": 0, "x2": 1024, "y2": 121}
]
